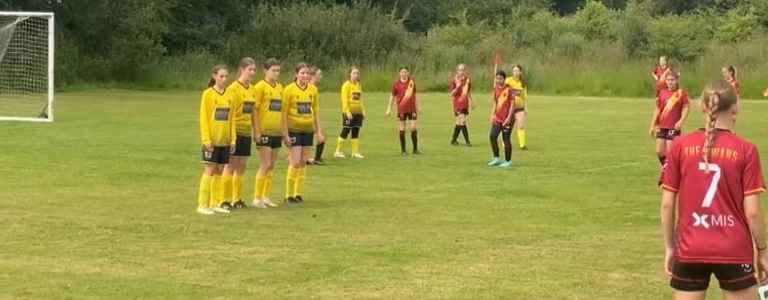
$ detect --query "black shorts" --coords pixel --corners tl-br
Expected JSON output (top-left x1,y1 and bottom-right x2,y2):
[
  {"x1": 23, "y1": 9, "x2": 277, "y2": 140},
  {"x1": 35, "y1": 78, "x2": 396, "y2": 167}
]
[
  {"x1": 670, "y1": 261, "x2": 757, "y2": 292},
  {"x1": 202, "y1": 146, "x2": 230, "y2": 164},
  {"x1": 491, "y1": 122, "x2": 514, "y2": 134},
  {"x1": 513, "y1": 108, "x2": 525, "y2": 114},
  {"x1": 454, "y1": 108, "x2": 469, "y2": 116},
  {"x1": 398, "y1": 112, "x2": 417, "y2": 121},
  {"x1": 288, "y1": 132, "x2": 314, "y2": 147},
  {"x1": 255, "y1": 135, "x2": 282, "y2": 149},
  {"x1": 232, "y1": 135, "x2": 252, "y2": 157},
  {"x1": 657, "y1": 128, "x2": 681, "y2": 140},
  {"x1": 343, "y1": 113, "x2": 364, "y2": 128}
]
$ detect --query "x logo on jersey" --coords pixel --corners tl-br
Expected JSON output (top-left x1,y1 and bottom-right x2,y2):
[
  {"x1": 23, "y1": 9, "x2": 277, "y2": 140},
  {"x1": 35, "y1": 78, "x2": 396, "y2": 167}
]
[{"x1": 693, "y1": 213, "x2": 710, "y2": 229}]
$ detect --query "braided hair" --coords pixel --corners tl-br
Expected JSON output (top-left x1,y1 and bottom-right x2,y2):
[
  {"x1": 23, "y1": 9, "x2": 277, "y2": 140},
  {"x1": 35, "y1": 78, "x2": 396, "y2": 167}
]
[{"x1": 700, "y1": 80, "x2": 738, "y2": 171}]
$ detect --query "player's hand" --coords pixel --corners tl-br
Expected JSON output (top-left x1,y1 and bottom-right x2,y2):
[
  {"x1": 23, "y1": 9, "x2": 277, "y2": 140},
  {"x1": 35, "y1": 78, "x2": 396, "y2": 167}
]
[
  {"x1": 253, "y1": 134, "x2": 262, "y2": 144},
  {"x1": 649, "y1": 126, "x2": 657, "y2": 138},
  {"x1": 663, "y1": 247, "x2": 674, "y2": 277},
  {"x1": 346, "y1": 112, "x2": 353, "y2": 119},
  {"x1": 230, "y1": 144, "x2": 236, "y2": 154},
  {"x1": 283, "y1": 134, "x2": 293, "y2": 147},
  {"x1": 385, "y1": 109, "x2": 391, "y2": 116},
  {"x1": 317, "y1": 132, "x2": 325, "y2": 143},
  {"x1": 757, "y1": 248, "x2": 768, "y2": 284},
  {"x1": 674, "y1": 121, "x2": 682, "y2": 130},
  {"x1": 203, "y1": 143, "x2": 213, "y2": 153},
  {"x1": 763, "y1": 88, "x2": 768, "y2": 97},
  {"x1": 503, "y1": 117, "x2": 512, "y2": 126}
]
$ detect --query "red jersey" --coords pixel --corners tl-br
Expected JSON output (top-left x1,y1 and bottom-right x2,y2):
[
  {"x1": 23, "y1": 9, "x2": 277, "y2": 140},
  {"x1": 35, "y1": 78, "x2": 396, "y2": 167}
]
[
  {"x1": 653, "y1": 66, "x2": 669, "y2": 95},
  {"x1": 728, "y1": 79, "x2": 740, "y2": 97},
  {"x1": 655, "y1": 88, "x2": 689, "y2": 129},
  {"x1": 449, "y1": 77, "x2": 471, "y2": 111},
  {"x1": 492, "y1": 85, "x2": 516, "y2": 124},
  {"x1": 662, "y1": 130, "x2": 766, "y2": 264},
  {"x1": 392, "y1": 79, "x2": 417, "y2": 114}
]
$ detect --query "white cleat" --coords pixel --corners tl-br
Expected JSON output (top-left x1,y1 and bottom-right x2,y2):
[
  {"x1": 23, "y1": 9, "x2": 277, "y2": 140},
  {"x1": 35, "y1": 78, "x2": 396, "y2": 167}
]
[
  {"x1": 261, "y1": 198, "x2": 278, "y2": 207},
  {"x1": 252, "y1": 200, "x2": 268, "y2": 209},
  {"x1": 334, "y1": 152, "x2": 346, "y2": 158},
  {"x1": 211, "y1": 206, "x2": 230, "y2": 214},
  {"x1": 196, "y1": 207, "x2": 215, "y2": 215},
  {"x1": 351, "y1": 153, "x2": 364, "y2": 159}
]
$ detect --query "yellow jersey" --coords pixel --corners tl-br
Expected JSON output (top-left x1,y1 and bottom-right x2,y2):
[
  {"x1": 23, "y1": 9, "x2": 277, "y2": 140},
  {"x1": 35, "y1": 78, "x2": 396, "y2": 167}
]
[
  {"x1": 283, "y1": 82, "x2": 319, "y2": 133},
  {"x1": 253, "y1": 80, "x2": 285, "y2": 136},
  {"x1": 199, "y1": 86, "x2": 236, "y2": 146},
  {"x1": 228, "y1": 80, "x2": 256, "y2": 136},
  {"x1": 505, "y1": 77, "x2": 528, "y2": 109},
  {"x1": 341, "y1": 80, "x2": 364, "y2": 114}
]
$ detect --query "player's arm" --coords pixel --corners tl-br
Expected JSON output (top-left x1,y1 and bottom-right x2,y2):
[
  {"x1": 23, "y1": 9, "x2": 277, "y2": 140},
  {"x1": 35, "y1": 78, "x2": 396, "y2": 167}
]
[
  {"x1": 745, "y1": 195, "x2": 767, "y2": 250},
  {"x1": 660, "y1": 189, "x2": 677, "y2": 276},
  {"x1": 649, "y1": 106, "x2": 660, "y2": 138},
  {"x1": 229, "y1": 97, "x2": 237, "y2": 152},
  {"x1": 251, "y1": 86, "x2": 262, "y2": 141},
  {"x1": 313, "y1": 92, "x2": 323, "y2": 140},
  {"x1": 341, "y1": 83, "x2": 352, "y2": 118},
  {"x1": 386, "y1": 94, "x2": 394, "y2": 116},
  {"x1": 199, "y1": 93, "x2": 213, "y2": 150},
  {"x1": 281, "y1": 89, "x2": 292, "y2": 146}
]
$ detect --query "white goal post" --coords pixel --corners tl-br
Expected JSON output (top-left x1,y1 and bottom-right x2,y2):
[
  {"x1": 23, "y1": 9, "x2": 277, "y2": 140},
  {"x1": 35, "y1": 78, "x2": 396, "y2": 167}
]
[{"x1": 0, "y1": 11, "x2": 54, "y2": 122}]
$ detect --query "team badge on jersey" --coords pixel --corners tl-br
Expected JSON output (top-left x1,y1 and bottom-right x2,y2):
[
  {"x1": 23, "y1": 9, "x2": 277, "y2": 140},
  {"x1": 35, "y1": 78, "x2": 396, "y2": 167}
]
[
  {"x1": 352, "y1": 92, "x2": 361, "y2": 101},
  {"x1": 243, "y1": 101, "x2": 255, "y2": 114},
  {"x1": 269, "y1": 99, "x2": 282, "y2": 112},
  {"x1": 214, "y1": 108, "x2": 230, "y2": 121},
  {"x1": 297, "y1": 102, "x2": 312, "y2": 114}
]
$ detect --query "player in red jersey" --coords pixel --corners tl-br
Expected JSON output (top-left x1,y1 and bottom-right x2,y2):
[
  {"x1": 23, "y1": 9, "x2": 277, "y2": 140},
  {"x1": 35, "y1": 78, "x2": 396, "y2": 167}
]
[
  {"x1": 386, "y1": 67, "x2": 421, "y2": 155},
  {"x1": 722, "y1": 65, "x2": 740, "y2": 99},
  {"x1": 652, "y1": 56, "x2": 672, "y2": 96},
  {"x1": 486, "y1": 70, "x2": 517, "y2": 168},
  {"x1": 660, "y1": 79, "x2": 768, "y2": 299},
  {"x1": 449, "y1": 63, "x2": 473, "y2": 146},
  {"x1": 649, "y1": 71, "x2": 689, "y2": 166}
]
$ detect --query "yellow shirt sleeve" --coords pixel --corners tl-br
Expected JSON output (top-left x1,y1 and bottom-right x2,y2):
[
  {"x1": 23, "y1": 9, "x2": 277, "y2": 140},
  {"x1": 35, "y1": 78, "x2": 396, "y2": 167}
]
[
  {"x1": 199, "y1": 91, "x2": 213, "y2": 145},
  {"x1": 229, "y1": 91, "x2": 237, "y2": 145},
  {"x1": 341, "y1": 81, "x2": 351, "y2": 115},
  {"x1": 253, "y1": 82, "x2": 264, "y2": 107}
]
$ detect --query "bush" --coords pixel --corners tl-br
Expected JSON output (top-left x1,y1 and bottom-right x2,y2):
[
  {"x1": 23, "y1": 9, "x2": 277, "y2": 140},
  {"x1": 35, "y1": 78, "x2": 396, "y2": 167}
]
[
  {"x1": 552, "y1": 32, "x2": 587, "y2": 59},
  {"x1": 574, "y1": 0, "x2": 618, "y2": 41},
  {"x1": 715, "y1": 7, "x2": 758, "y2": 42},
  {"x1": 647, "y1": 15, "x2": 710, "y2": 61},
  {"x1": 619, "y1": 0, "x2": 653, "y2": 56}
]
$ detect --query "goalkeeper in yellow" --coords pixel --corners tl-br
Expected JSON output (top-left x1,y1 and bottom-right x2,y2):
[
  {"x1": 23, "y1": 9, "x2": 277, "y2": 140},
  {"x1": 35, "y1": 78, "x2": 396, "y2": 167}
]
[
  {"x1": 334, "y1": 66, "x2": 365, "y2": 158},
  {"x1": 220, "y1": 57, "x2": 257, "y2": 210},
  {"x1": 281, "y1": 63, "x2": 324, "y2": 205},
  {"x1": 197, "y1": 65, "x2": 236, "y2": 215}
]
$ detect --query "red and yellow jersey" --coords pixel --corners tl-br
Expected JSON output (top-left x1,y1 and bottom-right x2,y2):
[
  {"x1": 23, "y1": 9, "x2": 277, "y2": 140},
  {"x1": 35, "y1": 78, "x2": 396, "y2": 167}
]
[
  {"x1": 661, "y1": 129, "x2": 766, "y2": 264},
  {"x1": 449, "y1": 77, "x2": 471, "y2": 111},
  {"x1": 492, "y1": 85, "x2": 516, "y2": 124},
  {"x1": 199, "y1": 86, "x2": 236, "y2": 146},
  {"x1": 653, "y1": 66, "x2": 671, "y2": 95},
  {"x1": 653, "y1": 66, "x2": 669, "y2": 79},
  {"x1": 505, "y1": 77, "x2": 527, "y2": 109},
  {"x1": 253, "y1": 80, "x2": 284, "y2": 136},
  {"x1": 341, "y1": 80, "x2": 364, "y2": 115},
  {"x1": 655, "y1": 88, "x2": 689, "y2": 129},
  {"x1": 283, "y1": 82, "x2": 319, "y2": 133},
  {"x1": 227, "y1": 80, "x2": 256, "y2": 136},
  {"x1": 392, "y1": 78, "x2": 416, "y2": 114}
]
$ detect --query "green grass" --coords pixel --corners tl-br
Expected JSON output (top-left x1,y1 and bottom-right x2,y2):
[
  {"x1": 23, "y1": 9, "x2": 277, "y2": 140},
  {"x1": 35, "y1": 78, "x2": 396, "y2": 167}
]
[{"x1": 1, "y1": 90, "x2": 768, "y2": 299}]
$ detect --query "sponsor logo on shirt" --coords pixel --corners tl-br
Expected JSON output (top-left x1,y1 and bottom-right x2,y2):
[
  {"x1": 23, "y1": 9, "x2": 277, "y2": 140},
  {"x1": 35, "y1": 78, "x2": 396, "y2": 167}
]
[
  {"x1": 243, "y1": 101, "x2": 255, "y2": 114},
  {"x1": 692, "y1": 212, "x2": 735, "y2": 229},
  {"x1": 352, "y1": 92, "x2": 361, "y2": 101},
  {"x1": 297, "y1": 101, "x2": 312, "y2": 115},
  {"x1": 214, "y1": 108, "x2": 230, "y2": 121},
  {"x1": 269, "y1": 99, "x2": 282, "y2": 112}
]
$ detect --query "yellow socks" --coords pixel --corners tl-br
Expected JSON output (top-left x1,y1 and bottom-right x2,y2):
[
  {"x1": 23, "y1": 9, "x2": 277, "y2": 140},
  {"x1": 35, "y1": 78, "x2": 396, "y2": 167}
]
[
  {"x1": 222, "y1": 175, "x2": 233, "y2": 204},
  {"x1": 350, "y1": 139, "x2": 360, "y2": 154},
  {"x1": 232, "y1": 174, "x2": 243, "y2": 202},
  {"x1": 254, "y1": 172, "x2": 266, "y2": 200},
  {"x1": 285, "y1": 166, "x2": 297, "y2": 198},
  {"x1": 197, "y1": 174, "x2": 212, "y2": 209},
  {"x1": 211, "y1": 175, "x2": 223, "y2": 207},
  {"x1": 264, "y1": 170, "x2": 273, "y2": 199},
  {"x1": 517, "y1": 129, "x2": 526, "y2": 149},
  {"x1": 294, "y1": 167, "x2": 306, "y2": 197},
  {"x1": 336, "y1": 137, "x2": 346, "y2": 153}
]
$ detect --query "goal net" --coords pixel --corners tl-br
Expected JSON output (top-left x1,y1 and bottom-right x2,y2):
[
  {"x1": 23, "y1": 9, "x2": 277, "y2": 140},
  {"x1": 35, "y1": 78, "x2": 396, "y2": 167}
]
[{"x1": 0, "y1": 12, "x2": 54, "y2": 122}]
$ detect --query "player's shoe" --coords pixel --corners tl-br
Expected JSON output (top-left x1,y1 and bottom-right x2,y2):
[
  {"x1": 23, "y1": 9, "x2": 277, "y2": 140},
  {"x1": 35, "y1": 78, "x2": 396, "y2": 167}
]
[
  {"x1": 498, "y1": 161, "x2": 513, "y2": 168},
  {"x1": 351, "y1": 153, "x2": 364, "y2": 159},
  {"x1": 334, "y1": 152, "x2": 346, "y2": 158},
  {"x1": 262, "y1": 198, "x2": 278, "y2": 208},
  {"x1": 520, "y1": 146, "x2": 528, "y2": 150},
  {"x1": 450, "y1": 140, "x2": 459, "y2": 146},
  {"x1": 401, "y1": 151, "x2": 408, "y2": 156},
  {"x1": 314, "y1": 159, "x2": 325, "y2": 165},
  {"x1": 284, "y1": 197, "x2": 297, "y2": 206},
  {"x1": 295, "y1": 196, "x2": 304, "y2": 203},
  {"x1": 487, "y1": 157, "x2": 502, "y2": 166},
  {"x1": 412, "y1": 150, "x2": 422, "y2": 155},
  {"x1": 196, "y1": 207, "x2": 215, "y2": 215},
  {"x1": 220, "y1": 202, "x2": 233, "y2": 211},
  {"x1": 232, "y1": 200, "x2": 247, "y2": 209},
  {"x1": 252, "y1": 200, "x2": 268, "y2": 209},
  {"x1": 212, "y1": 206, "x2": 231, "y2": 214},
  {"x1": 465, "y1": 142, "x2": 472, "y2": 147}
]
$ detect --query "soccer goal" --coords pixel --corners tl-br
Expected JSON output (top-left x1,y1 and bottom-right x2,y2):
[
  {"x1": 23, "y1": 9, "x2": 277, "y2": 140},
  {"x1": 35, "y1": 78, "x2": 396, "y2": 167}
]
[{"x1": 0, "y1": 12, "x2": 54, "y2": 122}]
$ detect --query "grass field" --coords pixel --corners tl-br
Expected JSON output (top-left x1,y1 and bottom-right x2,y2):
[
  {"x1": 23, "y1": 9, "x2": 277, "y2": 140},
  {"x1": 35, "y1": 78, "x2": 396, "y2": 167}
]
[{"x1": 1, "y1": 89, "x2": 767, "y2": 299}]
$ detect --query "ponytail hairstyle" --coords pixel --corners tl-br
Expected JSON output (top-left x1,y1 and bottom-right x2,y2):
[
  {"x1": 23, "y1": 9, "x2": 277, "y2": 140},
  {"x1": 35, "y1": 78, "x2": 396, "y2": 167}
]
[
  {"x1": 726, "y1": 65, "x2": 737, "y2": 81},
  {"x1": 207, "y1": 64, "x2": 228, "y2": 88},
  {"x1": 512, "y1": 64, "x2": 528, "y2": 88},
  {"x1": 700, "y1": 80, "x2": 738, "y2": 171}
]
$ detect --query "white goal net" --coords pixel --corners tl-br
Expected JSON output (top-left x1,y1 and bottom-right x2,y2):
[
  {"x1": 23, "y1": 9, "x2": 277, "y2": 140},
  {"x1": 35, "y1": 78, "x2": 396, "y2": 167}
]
[{"x1": 0, "y1": 12, "x2": 54, "y2": 122}]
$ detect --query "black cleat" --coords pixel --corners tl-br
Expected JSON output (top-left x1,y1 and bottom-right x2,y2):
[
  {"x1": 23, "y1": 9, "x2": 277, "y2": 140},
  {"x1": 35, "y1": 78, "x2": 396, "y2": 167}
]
[
  {"x1": 465, "y1": 142, "x2": 472, "y2": 147},
  {"x1": 450, "y1": 141, "x2": 459, "y2": 146},
  {"x1": 412, "y1": 150, "x2": 422, "y2": 155},
  {"x1": 232, "y1": 200, "x2": 247, "y2": 209},
  {"x1": 521, "y1": 146, "x2": 528, "y2": 151},
  {"x1": 295, "y1": 196, "x2": 304, "y2": 203},
  {"x1": 221, "y1": 202, "x2": 233, "y2": 210},
  {"x1": 284, "y1": 197, "x2": 297, "y2": 206}
]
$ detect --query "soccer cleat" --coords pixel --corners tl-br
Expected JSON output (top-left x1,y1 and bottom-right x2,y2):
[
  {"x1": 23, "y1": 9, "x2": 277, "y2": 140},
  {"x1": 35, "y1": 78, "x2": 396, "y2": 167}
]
[
  {"x1": 401, "y1": 152, "x2": 408, "y2": 156},
  {"x1": 252, "y1": 200, "x2": 268, "y2": 209},
  {"x1": 284, "y1": 197, "x2": 297, "y2": 206},
  {"x1": 487, "y1": 157, "x2": 502, "y2": 166},
  {"x1": 212, "y1": 206, "x2": 231, "y2": 214},
  {"x1": 465, "y1": 142, "x2": 472, "y2": 147},
  {"x1": 196, "y1": 207, "x2": 215, "y2": 215},
  {"x1": 232, "y1": 200, "x2": 247, "y2": 209},
  {"x1": 450, "y1": 140, "x2": 459, "y2": 146},
  {"x1": 520, "y1": 146, "x2": 528, "y2": 150},
  {"x1": 314, "y1": 159, "x2": 325, "y2": 165},
  {"x1": 413, "y1": 150, "x2": 422, "y2": 155},
  {"x1": 351, "y1": 153, "x2": 364, "y2": 159},
  {"x1": 334, "y1": 152, "x2": 346, "y2": 158},
  {"x1": 295, "y1": 196, "x2": 304, "y2": 203},
  {"x1": 498, "y1": 161, "x2": 513, "y2": 168},
  {"x1": 220, "y1": 202, "x2": 233, "y2": 211},
  {"x1": 262, "y1": 198, "x2": 278, "y2": 208}
]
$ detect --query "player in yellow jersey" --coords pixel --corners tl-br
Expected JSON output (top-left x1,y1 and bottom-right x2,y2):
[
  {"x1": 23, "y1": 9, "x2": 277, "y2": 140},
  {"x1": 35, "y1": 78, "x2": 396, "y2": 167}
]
[
  {"x1": 220, "y1": 57, "x2": 257, "y2": 210},
  {"x1": 196, "y1": 65, "x2": 236, "y2": 215},
  {"x1": 281, "y1": 63, "x2": 324, "y2": 205},
  {"x1": 335, "y1": 66, "x2": 365, "y2": 158},
  {"x1": 251, "y1": 58, "x2": 284, "y2": 209},
  {"x1": 505, "y1": 65, "x2": 529, "y2": 150},
  {"x1": 307, "y1": 67, "x2": 327, "y2": 165}
]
